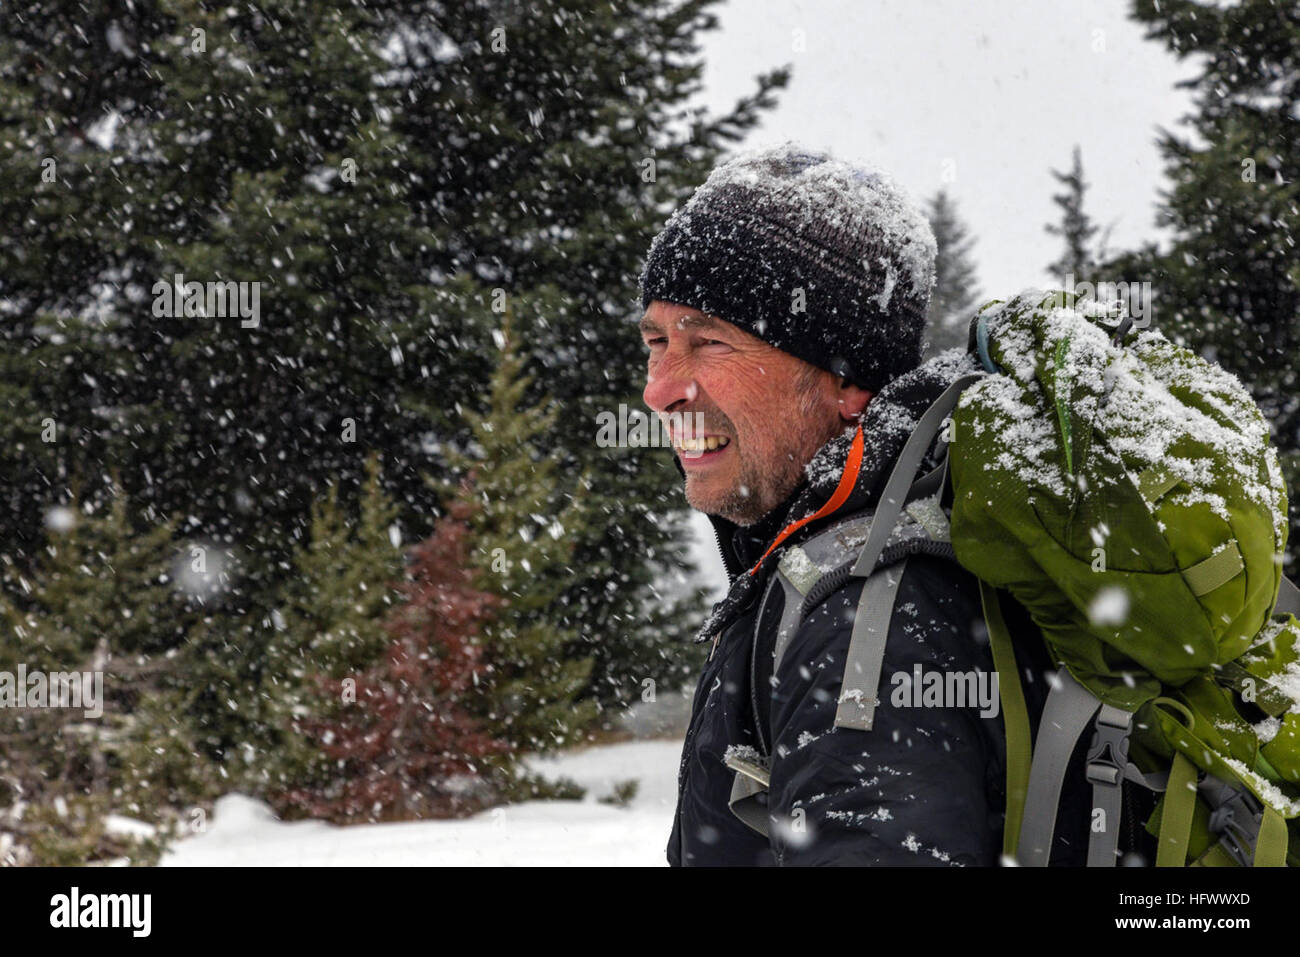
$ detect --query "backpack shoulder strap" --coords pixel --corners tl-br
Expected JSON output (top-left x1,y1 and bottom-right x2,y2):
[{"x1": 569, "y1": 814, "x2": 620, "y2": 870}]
[
  {"x1": 766, "y1": 511, "x2": 875, "y2": 674},
  {"x1": 763, "y1": 371, "x2": 980, "y2": 673},
  {"x1": 1014, "y1": 668, "x2": 1116, "y2": 867},
  {"x1": 833, "y1": 556, "x2": 913, "y2": 732},
  {"x1": 760, "y1": 504, "x2": 958, "y2": 677},
  {"x1": 823, "y1": 373, "x2": 980, "y2": 731}
]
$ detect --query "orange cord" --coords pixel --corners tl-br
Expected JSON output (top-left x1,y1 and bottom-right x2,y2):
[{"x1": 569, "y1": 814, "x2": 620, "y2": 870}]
[{"x1": 747, "y1": 422, "x2": 865, "y2": 577}]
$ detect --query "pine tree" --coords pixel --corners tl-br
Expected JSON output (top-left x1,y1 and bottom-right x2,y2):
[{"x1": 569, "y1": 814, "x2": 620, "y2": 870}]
[
  {"x1": 923, "y1": 190, "x2": 983, "y2": 356},
  {"x1": 1120, "y1": 0, "x2": 1300, "y2": 569},
  {"x1": 277, "y1": 504, "x2": 507, "y2": 824},
  {"x1": 262, "y1": 455, "x2": 407, "y2": 801},
  {"x1": 279, "y1": 456, "x2": 406, "y2": 679},
  {"x1": 441, "y1": 315, "x2": 601, "y2": 754},
  {"x1": 0, "y1": 485, "x2": 211, "y2": 864},
  {"x1": 1045, "y1": 145, "x2": 1101, "y2": 285}
]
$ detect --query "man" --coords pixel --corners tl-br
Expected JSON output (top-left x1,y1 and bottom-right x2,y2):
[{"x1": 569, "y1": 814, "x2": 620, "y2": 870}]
[{"x1": 637, "y1": 143, "x2": 1013, "y2": 866}]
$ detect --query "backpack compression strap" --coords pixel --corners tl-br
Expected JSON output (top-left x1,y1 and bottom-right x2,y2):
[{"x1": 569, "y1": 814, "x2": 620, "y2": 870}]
[
  {"x1": 979, "y1": 581, "x2": 1031, "y2": 863},
  {"x1": 1009, "y1": 667, "x2": 1166, "y2": 867},
  {"x1": 980, "y1": 584, "x2": 1183, "y2": 867},
  {"x1": 1277, "y1": 575, "x2": 1300, "y2": 618},
  {"x1": 996, "y1": 616, "x2": 1295, "y2": 868}
]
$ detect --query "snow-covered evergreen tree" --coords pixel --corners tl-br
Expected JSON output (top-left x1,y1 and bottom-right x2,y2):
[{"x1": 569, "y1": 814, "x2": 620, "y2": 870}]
[
  {"x1": 0, "y1": 0, "x2": 786, "y2": 746},
  {"x1": 262, "y1": 456, "x2": 406, "y2": 803}
]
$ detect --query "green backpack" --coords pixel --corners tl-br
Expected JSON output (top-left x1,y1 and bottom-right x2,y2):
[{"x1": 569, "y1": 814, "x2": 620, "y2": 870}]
[{"x1": 922, "y1": 287, "x2": 1300, "y2": 867}]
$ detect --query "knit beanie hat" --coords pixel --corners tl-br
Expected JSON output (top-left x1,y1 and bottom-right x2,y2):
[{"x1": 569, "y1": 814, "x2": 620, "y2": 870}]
[{"x1": 638, "y1": 143, "x2": 937, "y2": 392}]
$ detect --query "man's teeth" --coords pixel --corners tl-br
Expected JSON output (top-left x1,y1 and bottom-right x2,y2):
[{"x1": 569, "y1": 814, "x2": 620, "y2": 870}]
[{"x1": 677, "y1": 436, "x2": 730, "y2": 456}]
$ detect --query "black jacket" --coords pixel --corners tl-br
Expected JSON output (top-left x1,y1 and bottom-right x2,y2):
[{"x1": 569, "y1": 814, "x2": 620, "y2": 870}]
[{"x1": 666, "y1": 353, "x2": 1155, "y2": 866}]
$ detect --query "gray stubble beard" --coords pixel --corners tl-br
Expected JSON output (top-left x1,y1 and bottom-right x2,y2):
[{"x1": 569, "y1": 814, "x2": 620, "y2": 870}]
[{"x1": 702, "y1": 411, "x2": 845, "y2": 527}]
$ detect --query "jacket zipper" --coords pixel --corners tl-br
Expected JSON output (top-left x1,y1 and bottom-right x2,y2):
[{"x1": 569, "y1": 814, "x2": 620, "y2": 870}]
[
  {"x1": 677, "y1": 524, "x2": 739, "y2": 810},
  {"x1": 678, "y1": 524, "x2": 740, "y2": 796},
  {"x1": 675, "y1": 637, "x2": 726, "y2": 861},
  {"x1": 713, "y1": 520, "x2": 742, "y2": 580},
  {"x1": 749, "y1": 581, "x2": 773, "y2": 758},
  {"x1": 676, "y1": 517, "x2": 770, "y2": 859}
]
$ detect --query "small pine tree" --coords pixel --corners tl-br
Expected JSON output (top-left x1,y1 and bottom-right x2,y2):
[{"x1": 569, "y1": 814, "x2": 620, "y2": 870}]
[
  {"x1": 281, "y1": 455, "x2": 405, "y2": 674},
  {"x1": 277, "y1": 504, "x2": 507, "y2": 823},
  {"x1": 1045, "y1": 145, "x2": 1102, "y2": 285},
  {"x1": 924, "y1": 190, "x2": 983, "y2": 355},
  {"x1": 442, "y1": 317, "x2": 601, "y2": 755},
  {"x1": 262, "y1": 455, "x2": 407, "y2": 801},
  {"x1": 0, "y1": 485, "x2": 210, "y2": 864}
]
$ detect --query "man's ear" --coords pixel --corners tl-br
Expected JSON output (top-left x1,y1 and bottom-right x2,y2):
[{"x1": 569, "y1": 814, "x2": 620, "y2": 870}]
[{"x1": 837, "y1": 380, "x2": 874, "y2": 421}]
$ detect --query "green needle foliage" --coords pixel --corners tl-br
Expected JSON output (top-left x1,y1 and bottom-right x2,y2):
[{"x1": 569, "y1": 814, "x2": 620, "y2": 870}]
[{"x1": 443, "y1": 313, "x2": 601, "y2": 757}]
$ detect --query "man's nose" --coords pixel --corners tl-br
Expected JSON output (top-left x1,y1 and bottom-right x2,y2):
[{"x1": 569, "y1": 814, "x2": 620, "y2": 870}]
[{"x1": 643, "y1": 354, "x2": 699, "y2": 414}]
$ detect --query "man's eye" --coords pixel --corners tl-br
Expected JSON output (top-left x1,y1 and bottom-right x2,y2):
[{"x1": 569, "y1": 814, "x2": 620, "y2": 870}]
[{"x1": 646, "y1": 337, "x2": 667, "y2": 346}]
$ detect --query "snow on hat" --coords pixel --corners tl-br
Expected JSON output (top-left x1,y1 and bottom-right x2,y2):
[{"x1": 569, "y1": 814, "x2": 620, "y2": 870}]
[{"x1": 638, "y1": 142, "x2": 936, "y2": 392}]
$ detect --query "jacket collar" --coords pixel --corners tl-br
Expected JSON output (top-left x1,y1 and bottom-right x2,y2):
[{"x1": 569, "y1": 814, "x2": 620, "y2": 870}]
[
  {"x1": 688, "y1": 350, "x2": 981, "y2": 643},
  {"x1": 709, "y1": 481, "x2": 808, "y2": 579}
]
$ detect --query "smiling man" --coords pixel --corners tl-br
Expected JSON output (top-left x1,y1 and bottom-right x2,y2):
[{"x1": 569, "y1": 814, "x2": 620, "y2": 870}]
[{"x1": 638, "y1": 144, "x2": 1010, "y2": 866}]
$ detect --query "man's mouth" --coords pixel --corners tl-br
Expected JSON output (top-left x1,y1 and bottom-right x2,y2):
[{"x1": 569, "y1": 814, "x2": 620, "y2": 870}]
[{"x1": 673, "y1": 434, "x2": 731, "y2": 464}]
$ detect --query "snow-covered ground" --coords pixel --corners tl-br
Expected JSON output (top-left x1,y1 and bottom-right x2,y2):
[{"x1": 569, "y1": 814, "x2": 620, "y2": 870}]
[{"x1": 160, "y1": 738, "x2": 683, "y2": 867}]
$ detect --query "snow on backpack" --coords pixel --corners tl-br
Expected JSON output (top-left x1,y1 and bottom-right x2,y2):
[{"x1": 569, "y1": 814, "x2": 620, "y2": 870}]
[
  {"x1": 948, "y1": 288, "x2": 1299, "y2": 867},
  {"x1": 726, "y1": 287, "x2": 1300, "y2": 867}
]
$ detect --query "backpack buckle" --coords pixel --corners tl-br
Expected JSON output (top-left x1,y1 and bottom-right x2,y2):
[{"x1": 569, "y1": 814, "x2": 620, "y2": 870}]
[
  {"x1": 1200, "y1": 777, "x2": 1264, "y2": 868},
  {"x1": 1084, "y1": 705, "x2": 1133, "y2": 788}
]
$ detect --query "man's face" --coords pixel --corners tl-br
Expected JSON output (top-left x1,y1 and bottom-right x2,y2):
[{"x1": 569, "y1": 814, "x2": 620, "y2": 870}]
[{"x1": 640, "y1": 301, "x2": 867, "y2": 526}]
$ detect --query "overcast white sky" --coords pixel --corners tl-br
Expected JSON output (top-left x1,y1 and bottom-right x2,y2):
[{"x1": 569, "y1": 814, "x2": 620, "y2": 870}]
[
  {"x1": 696, "y1": 0, "x2": 1200, "y2": 294},
  {"x1": 683, "y1": 0, "x2": 1201, "y2": 595}
]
